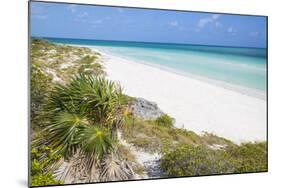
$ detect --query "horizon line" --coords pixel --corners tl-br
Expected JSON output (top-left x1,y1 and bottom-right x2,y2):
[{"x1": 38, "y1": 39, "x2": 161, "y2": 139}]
[{"x1": 31, "y1": 35, "x2": 267, "y2": 49}]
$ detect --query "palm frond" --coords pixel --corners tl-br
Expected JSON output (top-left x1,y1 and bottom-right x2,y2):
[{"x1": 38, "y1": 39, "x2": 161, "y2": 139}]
[
  {"x1": 77, "y1": 126, "x2": 114, "y2": 159},
  {"x1": 44, "y1": 112, "x2": 88, "y2": 158},
  {"x1": 100, "y1": 154, "x2": 135, "y2": 181}
]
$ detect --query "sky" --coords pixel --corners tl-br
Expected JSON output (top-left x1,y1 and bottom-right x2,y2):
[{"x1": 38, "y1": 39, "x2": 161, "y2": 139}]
[{"x1": 30, "y1": 1, "x2": 267, "y2": 48}]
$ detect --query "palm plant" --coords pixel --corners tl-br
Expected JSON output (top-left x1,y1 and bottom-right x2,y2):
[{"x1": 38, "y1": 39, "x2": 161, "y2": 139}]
[
  {"x1": 36, "y1": 73, "x2": 134, "y2": 183},
  {"x1": 46, "y1": 74, "x2": 124, "y2": 127}
]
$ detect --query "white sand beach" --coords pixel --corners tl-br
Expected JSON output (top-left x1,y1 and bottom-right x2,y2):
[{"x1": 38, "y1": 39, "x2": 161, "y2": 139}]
[{"x1": 97, "y1": 50, "x2": 266, "y2": 144}]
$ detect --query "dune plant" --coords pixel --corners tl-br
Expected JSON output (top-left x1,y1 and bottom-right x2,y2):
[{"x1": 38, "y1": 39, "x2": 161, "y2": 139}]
[
  {"x1": 34, "y1": 74, "x2": 134, "y2": 184},
  {"x1": 100, "y1": 154, "x2": 135, "y2": 181},
  {"x1": 160, "y1": 144, "x2": 234, "y2": 177},
  {"x1": 30, "y1": 143, "x2": 63, "y2": 186},
  {"x1": 160, "y1": 142, "x2": 267, "y2": 177},
  {"x1": 155, "y1": 114, "x2": 174, "y2": 127},
  {"x1": 30, "y1": 63, "x2": 53, "y2": 129}
]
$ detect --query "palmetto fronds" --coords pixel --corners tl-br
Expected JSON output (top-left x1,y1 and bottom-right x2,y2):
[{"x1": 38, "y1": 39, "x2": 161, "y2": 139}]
[
  {"x1": 44, "y1": 112, "x2": 89, "y2": 158},
  {"x1": 37, "y1": 74, "x2": 135, "y2": 182},
  {"x1": 100, "y1": 154, "x2": 135, "y2": 181},
  {"x1": 46, "y1": 74, "x2": 124, "y2": 127},
  {"x1": 78, "y1": 126, "x2": 114, "y2": 159}
]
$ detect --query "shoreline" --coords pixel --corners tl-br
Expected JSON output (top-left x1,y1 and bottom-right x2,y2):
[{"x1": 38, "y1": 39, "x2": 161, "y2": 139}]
[
  {"x1": 66, "y1": 43, "x2": 266, "y2": 100},
  {"x1": 101, "y1": 50, "x2": 266, "y2": 100}
]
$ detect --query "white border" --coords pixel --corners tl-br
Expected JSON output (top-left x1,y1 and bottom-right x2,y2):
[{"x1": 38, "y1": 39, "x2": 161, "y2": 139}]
[{"x1": 1, "y1": 0, "x2": 280, "y2": 188}]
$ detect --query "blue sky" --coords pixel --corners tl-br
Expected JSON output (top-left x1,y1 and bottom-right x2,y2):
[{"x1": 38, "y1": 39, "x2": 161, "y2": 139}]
[{"x1": 30, "y1": 2, "x2": 267, "y2": 48}]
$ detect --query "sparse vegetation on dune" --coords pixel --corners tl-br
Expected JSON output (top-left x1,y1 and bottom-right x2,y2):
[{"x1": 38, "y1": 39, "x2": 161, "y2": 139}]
[
  {"x1": 121, "y1": 114, "x2": 267, "y2": 176},
  {"x1": 31, "y1": 38, "x2": 104, "y2": 82},
  {"x1": 121, "y1": 114, "x2": 233, "y2": 153},
  {"x1": 160, "y1": 141, "x2": 267, "y2": 177}
]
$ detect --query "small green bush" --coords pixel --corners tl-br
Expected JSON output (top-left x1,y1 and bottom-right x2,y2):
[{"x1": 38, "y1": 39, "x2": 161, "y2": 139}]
[
  {"x1": 226, "y1": 142, "x2": 267, "y2": 173},
  {"x1": 155, "y1": 114, "x2": 173, "y2": 127},
  {"x1": 160, "y1": 144, "x2": 233, "y2": 177},
  {"x1": 31, "y1": 172, "x2": 61, "y2": 187},
  {"x1": 30, "y1": 144, "x2": 62, "y2": 187},
  {"x1": 160, "y1": 142, "x2": 267, "y2": 177}
]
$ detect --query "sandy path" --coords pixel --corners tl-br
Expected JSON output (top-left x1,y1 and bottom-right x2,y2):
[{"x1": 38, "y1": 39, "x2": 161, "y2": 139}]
[{"x1": 117, "y1": 132, "x2": 163, "y2": 179}]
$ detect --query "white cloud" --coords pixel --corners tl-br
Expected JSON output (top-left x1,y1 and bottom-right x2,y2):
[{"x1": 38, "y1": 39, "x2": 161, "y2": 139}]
[
  {"x1": 67, "y1": 5, "x2": 89, "y2": 23},
  {"x1": 197, "y1": 14, "x2": 222, "y2": 29},
  {"x1": 170, "y1": 21, "x2": 179, "y2": 27},
  {"x1": 198, "y1": 17, "x2": 213, "y2": 28}
]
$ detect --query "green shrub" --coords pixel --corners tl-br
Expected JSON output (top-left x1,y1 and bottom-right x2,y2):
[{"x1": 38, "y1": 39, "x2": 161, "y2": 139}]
[
  {"x1": 30, "y1": 143, "x2": 62, "y2": 187},
  {"x1": 31, "y1": 172, "x2": 61, "y2": 187},
  {"x1": 226, "y1": 142, "x2": 267, "y2": 173},
  {"x1": 30, "y1": 63, "x2": 53, "y2": 129},
  {"x1": 155, "y1": 114, "x2": 173, "y2": 127},
  {"x1": 160, "y1": 142, "x2": 267, "y2": 177},
  {"x1": 160, "y1": 144, "x2": 233, "y2": 177}
]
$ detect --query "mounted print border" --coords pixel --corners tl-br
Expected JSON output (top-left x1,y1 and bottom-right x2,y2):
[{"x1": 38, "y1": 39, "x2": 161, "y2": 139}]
[{"x1": 28, "y1": 0, "x2": 268, "y2": 187}]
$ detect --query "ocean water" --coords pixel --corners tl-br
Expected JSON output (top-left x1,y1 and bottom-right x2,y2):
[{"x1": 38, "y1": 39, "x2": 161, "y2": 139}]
[{"x1": 43, "y1": 37, "x2": 267, "y2": 93}]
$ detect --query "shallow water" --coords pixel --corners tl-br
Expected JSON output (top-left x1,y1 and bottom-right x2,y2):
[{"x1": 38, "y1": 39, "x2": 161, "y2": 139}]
[{"x1": 45, "y1": 37, "x2": 267, "y2": 93}]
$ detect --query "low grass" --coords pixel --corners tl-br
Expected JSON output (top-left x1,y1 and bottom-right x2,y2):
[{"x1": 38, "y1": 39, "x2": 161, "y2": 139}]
[{"x1": 121, "y1": 115, "x2": 234, "y2": 153}]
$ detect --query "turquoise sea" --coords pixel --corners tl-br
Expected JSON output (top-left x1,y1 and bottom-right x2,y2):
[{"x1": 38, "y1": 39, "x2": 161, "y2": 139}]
[{"x1": 43, "y1": 37, "x2": 267, "y2": 92}]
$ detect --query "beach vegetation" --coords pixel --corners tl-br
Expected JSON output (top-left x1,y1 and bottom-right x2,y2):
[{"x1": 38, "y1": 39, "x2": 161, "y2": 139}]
[
  {"x1": 160, "y1": 142, "x2": 267, "y2": 177},
  {"x1": 160, "y1": 144, "x2": 233, "y2": 176},
  {"x1": 121, "y1": 115, "x2": 207, "y2": 153},
  {"x1": 30, "y1": 63, "x2": 53, "y2": 129},
  {"x1": 30, "y1": 139, "x2": 63, "y2": 187},
  {"x1": 226, "y1": 142, "x2": 267, "y2": 173},
  {"x1": 30, "y1": 38, "x2": 104, "y2": 82},
  {"x1": 32, "y1": 73, "x2": 135, "y2": 185},
  {"x1": 121, "y1": 115, "x2": 267, "y2": 176},
  {"x1": 155, "y1": 114, "x2": 174, "y2": 127}
]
